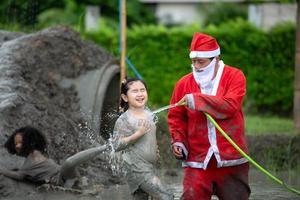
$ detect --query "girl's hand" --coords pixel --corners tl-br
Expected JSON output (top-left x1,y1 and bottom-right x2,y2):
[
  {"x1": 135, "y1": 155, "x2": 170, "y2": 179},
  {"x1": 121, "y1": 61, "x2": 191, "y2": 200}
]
[
  {"x1": 137, "y1": 119, "x2": 151, "y2": 135},
  {"x1": 122, "y1": 119, "x2": 151, "y2": 145}
]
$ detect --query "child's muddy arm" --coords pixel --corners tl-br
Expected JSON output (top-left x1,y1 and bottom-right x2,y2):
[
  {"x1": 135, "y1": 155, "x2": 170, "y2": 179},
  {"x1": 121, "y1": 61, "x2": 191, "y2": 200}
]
[
  {"x1": 0, "y1": 167, "x2": 25, "y2": 181},
  {"x1": 112, "y1": 129, "x2": 145, "y2": 151},
  {"x1": 113, "y1": 118, "x2": 150, "y2": 151},
  {"x1": 122, "y1": 119, "x2": 151, "y2": 145}
]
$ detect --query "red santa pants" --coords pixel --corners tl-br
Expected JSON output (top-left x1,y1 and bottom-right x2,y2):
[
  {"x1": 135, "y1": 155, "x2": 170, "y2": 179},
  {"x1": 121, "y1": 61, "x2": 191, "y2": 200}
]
[{"x1": 181, "y1": 156, "x2": 250, "y2": 200}]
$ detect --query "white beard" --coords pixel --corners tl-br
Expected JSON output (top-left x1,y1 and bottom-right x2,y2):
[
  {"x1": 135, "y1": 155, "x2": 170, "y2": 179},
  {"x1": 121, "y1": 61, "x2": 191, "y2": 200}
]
[{"x1": 192, "y1": 58, "x2": 216, "y2": 90}]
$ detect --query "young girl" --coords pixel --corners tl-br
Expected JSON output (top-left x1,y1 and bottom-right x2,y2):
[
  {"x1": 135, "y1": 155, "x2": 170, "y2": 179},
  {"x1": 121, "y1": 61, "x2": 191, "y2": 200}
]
[
  {"x1": 0, "y1": 126, "x2": 107, "y2": 188},
  {"x1": 113, "y1": 78, "x2": 173, "y2": 200}
]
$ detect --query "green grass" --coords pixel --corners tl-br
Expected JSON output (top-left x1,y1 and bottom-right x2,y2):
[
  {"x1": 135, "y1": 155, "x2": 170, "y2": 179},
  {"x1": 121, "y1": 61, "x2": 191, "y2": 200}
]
[
  {"x1": 245, "y1": 115, "x2": 295, "y2": 136},
  {"x1": 154, "y1": 111, "x2": 296, "y2": 136}
]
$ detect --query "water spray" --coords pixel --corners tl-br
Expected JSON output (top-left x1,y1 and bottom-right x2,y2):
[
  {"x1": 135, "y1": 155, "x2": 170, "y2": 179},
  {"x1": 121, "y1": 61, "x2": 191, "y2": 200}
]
[
  {"x1": 154, "y1": 101, "x2": 300, "y2": 196},
  {"x1": 152, "y1": 101, "x2": 186, "y2": 114}
]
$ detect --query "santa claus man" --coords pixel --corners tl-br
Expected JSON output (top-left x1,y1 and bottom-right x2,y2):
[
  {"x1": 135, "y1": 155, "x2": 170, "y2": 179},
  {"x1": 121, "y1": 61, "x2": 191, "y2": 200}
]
[{"x1": 168, "y1": 32, "x2": 251, "y2": 200}]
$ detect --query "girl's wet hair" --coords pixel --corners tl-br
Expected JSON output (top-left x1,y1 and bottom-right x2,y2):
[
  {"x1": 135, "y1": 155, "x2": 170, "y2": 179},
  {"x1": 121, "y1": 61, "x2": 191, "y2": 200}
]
[
  {"x1": 4, "y1": 126, "x2": 47, "y2": 157},
  {"x1": 120, "y1": 77, "x2": 148, "y2": 112}
]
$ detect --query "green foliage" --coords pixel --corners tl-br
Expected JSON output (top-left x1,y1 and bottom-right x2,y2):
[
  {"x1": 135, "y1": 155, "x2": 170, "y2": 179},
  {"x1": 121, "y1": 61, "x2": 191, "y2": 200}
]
[
  {"x1": 0, "y1": 23, "x2": 26, "y2": 32},
  {"x1": 75, "y1": 0, "x2": 156, "y2": 26},
  {"x1": 0, "y1": 0, "x2": 155, "y2": 29},
  {"x1": 202, "y1": 2, "x2": 248, "y2": 26},
  {"x1": 0, "y1": 0, "x2": 64, "y2": 27},
  {"x1": 37, "y1": 0, "x2": 85, "y2": 29},
  {"x1": 265, "y1": 22, "x2": 295, "y2": 114},
  {"x1": 126, "y1": 25, "x2": 196, "y2": 105},
  {"x1": 245, "y1": 115, "x2": 294, "y2": 135},
  {"x1": 83, "y1": 19, "x2": 296, "y2": 116},
  {"x1": 83, "y1": 18, "x2": 119, "y2": 54},
  {"x1": 204, "y1": 19, "x2": 295, "y2": 115}
]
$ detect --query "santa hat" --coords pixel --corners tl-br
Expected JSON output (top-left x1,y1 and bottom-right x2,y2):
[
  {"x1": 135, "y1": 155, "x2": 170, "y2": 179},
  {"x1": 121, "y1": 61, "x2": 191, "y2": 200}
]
[{"x1": 189, "y1": 32, "x2": 220, "y2": 59}]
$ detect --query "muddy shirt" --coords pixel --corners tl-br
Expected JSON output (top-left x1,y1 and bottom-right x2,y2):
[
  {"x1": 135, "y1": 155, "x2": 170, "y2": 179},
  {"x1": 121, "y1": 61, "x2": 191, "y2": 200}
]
[
  {"x1": 18, "y1": 157, "x2": 61, "y2": 185},
  {"x1": 113, "y1": 110, "x2": 158, "y2": 193}
]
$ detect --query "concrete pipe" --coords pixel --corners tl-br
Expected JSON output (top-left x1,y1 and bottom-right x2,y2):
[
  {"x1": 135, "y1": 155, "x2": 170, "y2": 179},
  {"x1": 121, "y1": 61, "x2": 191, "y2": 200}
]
[{"x1": 60, "y1": 60, "x2": 120, "y2": 139}]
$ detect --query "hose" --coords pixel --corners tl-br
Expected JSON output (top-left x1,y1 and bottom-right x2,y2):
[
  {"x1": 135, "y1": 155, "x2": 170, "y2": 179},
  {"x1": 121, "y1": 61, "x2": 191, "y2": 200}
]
[{"x1": 204, "y1": 112, "x2": 300, "y2": 196}]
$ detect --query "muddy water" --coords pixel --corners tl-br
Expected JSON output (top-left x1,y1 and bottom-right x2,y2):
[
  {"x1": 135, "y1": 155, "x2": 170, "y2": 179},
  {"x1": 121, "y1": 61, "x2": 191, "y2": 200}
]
[
  {"x1": 160, "y1": 169, "x2": 300, "y2": 200},
  {"x1": 85, "y1": 169, "x2": 300, "y2": 200},
  {"x1": 4, "y1": 168, "x2": 299, "y2": 200}
]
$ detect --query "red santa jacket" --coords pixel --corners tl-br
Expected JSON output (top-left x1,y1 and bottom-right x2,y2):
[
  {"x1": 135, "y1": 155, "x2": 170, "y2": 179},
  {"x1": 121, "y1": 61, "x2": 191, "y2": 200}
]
[{"x1": 168, "y1": 63, "x2": 248, "y2": 169}]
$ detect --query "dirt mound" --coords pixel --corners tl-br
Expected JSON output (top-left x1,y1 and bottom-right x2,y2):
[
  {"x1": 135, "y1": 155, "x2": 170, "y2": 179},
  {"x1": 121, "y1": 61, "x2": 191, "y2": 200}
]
[
  {"x1": 0, "y1": 26, "x2": 121, "y2": 198},
  {"x1": 0, "y1": 30, "x2": 24, "y2": 46}
]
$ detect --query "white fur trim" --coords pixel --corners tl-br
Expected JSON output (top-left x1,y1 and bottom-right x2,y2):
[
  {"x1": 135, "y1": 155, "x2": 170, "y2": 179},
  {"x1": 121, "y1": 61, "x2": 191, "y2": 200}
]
[
  {"x1": 189, "y1": 48, "x2": 220, "y2": 58},
  {"x1": 186, "y1": 94, "x2": 195, "y2": 110}
]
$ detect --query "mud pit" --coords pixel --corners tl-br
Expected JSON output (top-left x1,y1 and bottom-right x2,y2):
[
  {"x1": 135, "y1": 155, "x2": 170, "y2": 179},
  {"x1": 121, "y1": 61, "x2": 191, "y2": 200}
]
[{"x1": 0, "y1": 26, "x2": 122, "y2": 199}]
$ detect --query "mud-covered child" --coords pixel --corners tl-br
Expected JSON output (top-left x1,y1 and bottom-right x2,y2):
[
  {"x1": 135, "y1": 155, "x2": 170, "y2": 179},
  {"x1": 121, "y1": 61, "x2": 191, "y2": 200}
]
[{"x1": 113, "y1": 78, "x2": 173, "y2": 200}]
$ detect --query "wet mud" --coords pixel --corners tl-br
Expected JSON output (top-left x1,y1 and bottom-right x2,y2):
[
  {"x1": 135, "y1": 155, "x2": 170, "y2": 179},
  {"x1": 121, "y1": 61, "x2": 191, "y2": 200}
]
[{"x1": 0, "y1": 26, "x2": 122, "y2": 199}]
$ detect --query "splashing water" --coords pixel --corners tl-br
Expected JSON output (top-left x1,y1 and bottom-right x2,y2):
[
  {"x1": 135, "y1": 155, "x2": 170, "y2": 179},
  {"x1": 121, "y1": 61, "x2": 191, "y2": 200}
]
[
  {"x1": 106, "y1": 132, "x2": 126, "y2": 176},
  {"x1": 77, "y1": 109, "x2": 102, "y2": 145},
  {"x1": 76, "y1": 108, "x2": 125, "y2": 175},
  {"x1": 77, "y1": 104, "x2": 187, "y2": 177},
  {"x1": 107, "y1": 138, "x2": 118, "y2": 175},
  {"x1": 150, "y1": 102, "x2": 186, "y2": 125}
]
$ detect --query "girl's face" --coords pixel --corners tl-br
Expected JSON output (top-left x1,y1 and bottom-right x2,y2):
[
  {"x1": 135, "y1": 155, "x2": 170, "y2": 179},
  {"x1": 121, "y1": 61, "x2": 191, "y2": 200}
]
[
  {"x1": 122, "y1": 81, "x2": 148, "y2": 109},
  {"x1": 14, "y1": 133, "x2": 23, "y2": 154}
]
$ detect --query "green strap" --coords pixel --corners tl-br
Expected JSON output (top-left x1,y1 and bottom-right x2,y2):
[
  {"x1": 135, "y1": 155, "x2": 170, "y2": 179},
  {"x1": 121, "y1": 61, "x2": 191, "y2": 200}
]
[{"x1": 204, "y1": 112, "x2": 300, "y2": 196}]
